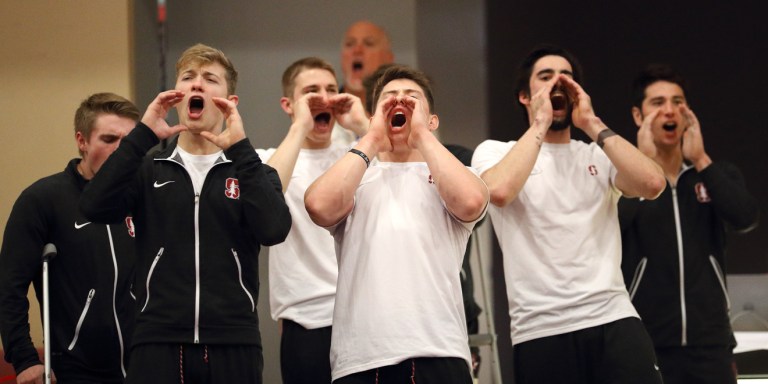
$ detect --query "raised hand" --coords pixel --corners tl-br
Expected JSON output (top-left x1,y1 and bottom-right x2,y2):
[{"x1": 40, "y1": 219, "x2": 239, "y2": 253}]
[
  {"x1": 141, "y1": 90, "x2": 188, "y2": 140},
  {"x1": 366, "y1": 95, "x2": 398, "y2": 154},
  {"x1": 293, "y1": 92, "x2": 327, "y2": 135},
  {"x1": 200, "y1": 97, "x2": 246, "y2": 150},
  {"x1": 402, "y1": 97, "x2": 434, "y2": 150},
  {"x1": 637, "y1": 108, "x2": 661, "y2": 159},
  {"x1": 328, "y1": 93, "x2": 368, "y2": 136},
  {"x1": 680, "y1": 105, "x2": 710, "y2": 168},
  {"x1": 559, "y1": 74, "x2": 600, "y2": 133},
  {"x1": 529, "y1": 78, "x2": 556, "y2": 130}
]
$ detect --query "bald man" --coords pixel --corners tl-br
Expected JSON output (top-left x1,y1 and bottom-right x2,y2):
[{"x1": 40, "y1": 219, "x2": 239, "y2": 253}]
[{"x1": 333, "y1": 20, "x2": 394, "y2": 146}]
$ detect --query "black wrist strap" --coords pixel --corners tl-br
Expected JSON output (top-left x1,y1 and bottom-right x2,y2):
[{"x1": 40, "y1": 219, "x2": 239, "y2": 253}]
[
  {"x1": 349, "y1": 148, "x2": 370, "y2": 168},
  {"x1": 596, "y1": 128, "x2": 617, "y2": 148}
]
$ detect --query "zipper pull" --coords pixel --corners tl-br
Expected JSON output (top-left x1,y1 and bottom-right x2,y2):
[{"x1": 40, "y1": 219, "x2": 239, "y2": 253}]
[{"x1": 195, "y1": 193, "x2": 200, "y2": 204}]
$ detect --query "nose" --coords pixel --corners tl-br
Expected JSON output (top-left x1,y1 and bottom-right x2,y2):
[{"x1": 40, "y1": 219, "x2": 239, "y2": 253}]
[
  {"x1": 191, "y1": 75, "x2": 203, "y2": 91},
  {"x1": 660, "y1": 101, "x2": 675, "y2": 115},
  {"x1": 351, "y1": 42, "x2": 364, "y2": 55}
]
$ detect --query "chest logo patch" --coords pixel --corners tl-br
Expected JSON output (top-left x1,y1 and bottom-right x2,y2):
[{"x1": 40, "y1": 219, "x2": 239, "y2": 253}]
[
  {"x1": 588, "y1": 165, "x2": 598, "y2": 176},
  {"x1": 428, "y1": 174, "x2": 435, "y2": 184},
  {"x1": 125, "y1": 216, "x2": 135, "y2": 237},
  {"x1": 694, "y1": 182, "x2": 711, "y2": 203},
  {"x1": 225, "y1": 178, "x2": 240, "y2": 200}
]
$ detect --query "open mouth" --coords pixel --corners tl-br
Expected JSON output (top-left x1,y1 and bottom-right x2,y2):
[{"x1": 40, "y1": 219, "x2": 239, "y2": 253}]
[
  {"x1": 391, "y1": 112, "x2": 406, "y2": 127},
  {"x1": 314, "y1": 112, "x2": 331, "y2": 125},
  {"x1": 353, "y1": 61, "x2": 363, "y2": 72},
  {"x1": 550, "y1": 89, "x2": 568, "y2": 111},
  {"x1": 662, "y1": 122, "x2": 677, "y2": 131},
  {"x1": 189, "y1": 96, "x2": 204, "y2": 114}
]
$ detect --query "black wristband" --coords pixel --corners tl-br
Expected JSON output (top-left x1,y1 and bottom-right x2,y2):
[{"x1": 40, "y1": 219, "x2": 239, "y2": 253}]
[
  {"x1": 596, "y1": 128, "x2": 617, "y2": 148},
  {"x1": 349, "y1": 148, "x2": 370, "y2": 168}
]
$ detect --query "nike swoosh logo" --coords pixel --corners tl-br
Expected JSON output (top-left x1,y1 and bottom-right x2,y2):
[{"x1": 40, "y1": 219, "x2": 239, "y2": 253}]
[
  {"x1": 153, "y1": 180, "x2": 175, "y2": 188},
  {"x1": 74, "y1": 221, "x2": 91, "y2": 229}
]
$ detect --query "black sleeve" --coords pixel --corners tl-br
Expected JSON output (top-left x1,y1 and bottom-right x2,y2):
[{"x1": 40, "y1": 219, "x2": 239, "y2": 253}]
[
  {"x1": 0, "y1": 189, "x2": 46, "y2": 374},
  {"x1": 699, "y1": 161, "x2": 760, "y2": 233},
  {"x1": 224, "y1": 138, "x2": 292, "y2": 246},
  {"x1": 80, "y1": 123, "x2": 158, "y2": 223}
]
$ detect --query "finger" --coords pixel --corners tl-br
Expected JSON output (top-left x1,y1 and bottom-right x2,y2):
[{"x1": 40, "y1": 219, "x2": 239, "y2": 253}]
[
  {"x1": 168, "y1": 124, "x2": 189, "y2": 135},
  {"x1": 199, "y1": 130, "x2": 222, "y2": 146},
  {"x1": 212, "y1": 97, "x2": 237, "y2": 117},
  {"x1": 157, "y1": 90, "x2": 185, "y2": 107},
  {"x1": 305, "y1": 93, "x2": 327, "y2": 107},
  {"x1": 679, "y1": 104, "x2": 699, "y2": 129},
  {"x1": 532, "y1": 79, "x2": 556, "y2": 100},
  {"x1": 558, "y1": 74, "x2": 583, "y2": 101},
  {"x1": 375, "y1": 95, "x2": 397, "y2": 117},
  {"x1": 642, "y1": 108, "x2": 662, "y2": 127}
]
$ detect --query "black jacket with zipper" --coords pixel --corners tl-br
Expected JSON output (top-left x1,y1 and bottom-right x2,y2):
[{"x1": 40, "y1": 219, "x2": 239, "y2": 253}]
[
  {"x1": 619, "y1": 161, "x2": 759, "y2": 348},
  {"x1": 81, "y1": 123, "x2": 291, "y2": 349},
  {"x1": 0, "y1": 159, "x2": 135, "y2": 382}
]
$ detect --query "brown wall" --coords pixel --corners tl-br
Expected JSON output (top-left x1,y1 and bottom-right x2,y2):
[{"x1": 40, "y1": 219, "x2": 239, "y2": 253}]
[{"x1": 0, "y1": 0, "x2": 133, "y2": 349}]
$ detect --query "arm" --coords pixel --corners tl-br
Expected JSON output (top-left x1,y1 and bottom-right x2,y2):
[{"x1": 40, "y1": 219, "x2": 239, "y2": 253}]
[
  {"x1": 678, "y1": 106, "x2": 759, "y2": 231},
  {"x1": 81, "y1": 91, "x2": 188, "y2": 222},
  {"x1": 479, "y1": 79, "x2": 555, "y2": 207},
  {"x1": 305, "y1": 97, "x2": 397, "y2": 227},
  {"x1": 406, "y1": 98, "x2": 488, "y2": 222},
  {"x1": 266, "y1": 93, "x2": 319, "y2": 192},
  {"x1": 208, "y1": 96, "x2": 292, "y2": 245},
  {"x1": 0, "y1": 191, "x2": 45, "y2": 376},
  {"x1": 560, "y1": 75, "x2": 665, "y2": 199},
  {"x1": 226, "y1": 139, "x2": 292, "y2": 245}
]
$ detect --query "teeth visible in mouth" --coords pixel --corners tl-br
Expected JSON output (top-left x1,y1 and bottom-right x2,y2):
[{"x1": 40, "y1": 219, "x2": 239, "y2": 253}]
[
  {"x1": 314, "y1": 112, "x2": 331, "y2": 124},
  {"x1": 662, "y1": 122, "x2": 677, "y2": 131},
  {"x1": 391, "y1": 112, "x2": 406, "y2": 127},
  {"x1": 190, "y1": 97, "x2": 204, "y2": 113}
]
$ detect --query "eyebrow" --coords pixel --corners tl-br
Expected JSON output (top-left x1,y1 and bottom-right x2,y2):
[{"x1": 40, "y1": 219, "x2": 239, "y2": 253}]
[
  {"x1": 535, "y1": 68, "x2": 573, "y2": 77},
  {"x1": 383, "y1": 88, "x2": 422, "y2": 96}
]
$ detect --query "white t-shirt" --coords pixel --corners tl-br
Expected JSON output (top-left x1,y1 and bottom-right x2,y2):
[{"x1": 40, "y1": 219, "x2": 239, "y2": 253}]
[
  {"x1": 328, "y1": 162, "x2": 483, "y2": 381},
  {"x1": 472, "y1": 139, "x2": 638, "y2": 345},
  {"x1": 176, "y1": 146, "x2": 222, "y2": 194},
  {"x1": 257, "y1": 144, "x2": 348, "y2": 329}
]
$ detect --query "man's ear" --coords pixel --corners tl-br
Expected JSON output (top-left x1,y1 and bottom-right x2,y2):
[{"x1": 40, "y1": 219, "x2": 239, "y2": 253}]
[
  {"x1": 518, "y1": 90, "x2": 531, "y2": 106},
  {"x1": 631, "y1": 106, "x2": 643, "y2": 128},
  {"x1": 280, "y1": 97, "x2": 293, "y2": 115},
  {"x1": 228, "y1": 94, "x2": 239, "y2": 106},
  {"x1": 75, "y1": 131, "x2": 87, "y2": 153},
  {"x1": 429, "y1": 114, "x2": 440, "y2": 131}
]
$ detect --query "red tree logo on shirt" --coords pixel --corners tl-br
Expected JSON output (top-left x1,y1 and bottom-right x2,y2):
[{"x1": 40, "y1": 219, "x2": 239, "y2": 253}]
[
  {"x1": 588, "y1": 165, "x2": 598, "y2": 176},
  {"x1": 695, "y1": 182, "x2": 711, "y2": 203},
  {"x1": 125, "y1": 216, "x2": 135, "y2": 237},
  {"x1": 225, "y1": 178, "x2": 240, "y2": 200}
]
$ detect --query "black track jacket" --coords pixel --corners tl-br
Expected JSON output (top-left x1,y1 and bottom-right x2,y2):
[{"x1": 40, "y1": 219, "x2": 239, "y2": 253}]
[
  {"x1": 0, "y1": 160, "x2": 135, "y2": 382},
  {"x1": 81, "y1": 123, "x2": 291, "y2": 349},
  {"x1": 619, "y1": 161, "x2": 759, "y2": 348}
]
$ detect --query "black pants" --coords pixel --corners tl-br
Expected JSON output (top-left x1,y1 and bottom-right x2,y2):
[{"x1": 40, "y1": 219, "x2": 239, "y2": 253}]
[
  {"x1": 514, "y1": 317, "x2": 663, "y2": 384},
  {"x1": 655, "y1": 345, "x2": 736, "y2": 384},
  {"x1": 280, "y1": 319, "x2": 332, "y2": 384},
  {"x1": 334, "y1": 357, "x2": 471, "y2": 384},
  {"x1": 125, "y1": 343, "x2": 263, "y2": 384}
]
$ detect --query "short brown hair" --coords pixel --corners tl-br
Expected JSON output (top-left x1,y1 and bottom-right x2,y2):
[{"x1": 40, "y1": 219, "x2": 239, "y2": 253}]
[
  {"x1": 74, "y1": 93, "x2": 139, "y2": 155},
  {"x1": 176, "y1": 43, "x2": 239, "y2": 95},
  {"x1": 281, "y1": 57, "x2": 337, "y2": 97},
  {"x1": 371, "y1": 65, "x2": 435, "y2": 113}
]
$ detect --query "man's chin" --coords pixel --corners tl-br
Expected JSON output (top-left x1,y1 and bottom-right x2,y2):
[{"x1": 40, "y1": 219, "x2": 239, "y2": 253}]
[{"x1": 550, "y1": 118, "x2": 570, "y2": 132}]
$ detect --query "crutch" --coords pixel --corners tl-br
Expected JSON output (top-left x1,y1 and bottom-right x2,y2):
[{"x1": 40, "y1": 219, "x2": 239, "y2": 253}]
[{"x1": 42, "y1": 243, "x2": 57, "y2": 384}]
